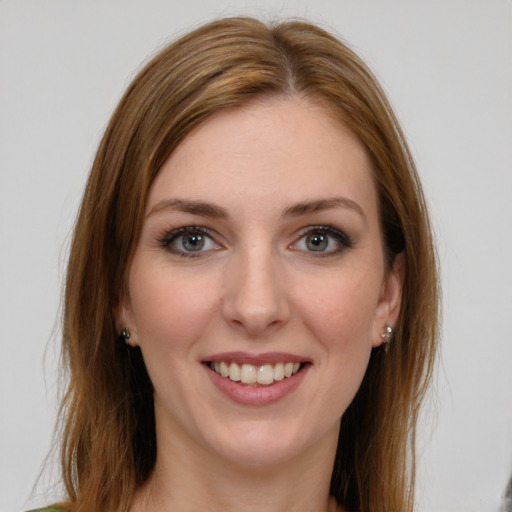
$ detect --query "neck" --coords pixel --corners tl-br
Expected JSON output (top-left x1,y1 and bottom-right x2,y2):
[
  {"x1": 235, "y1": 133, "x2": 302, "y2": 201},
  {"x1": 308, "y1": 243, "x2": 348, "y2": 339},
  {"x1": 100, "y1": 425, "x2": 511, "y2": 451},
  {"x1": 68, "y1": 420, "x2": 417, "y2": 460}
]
[{"x1": 130, "y1": 420, "x2": 344, "y2": 512}]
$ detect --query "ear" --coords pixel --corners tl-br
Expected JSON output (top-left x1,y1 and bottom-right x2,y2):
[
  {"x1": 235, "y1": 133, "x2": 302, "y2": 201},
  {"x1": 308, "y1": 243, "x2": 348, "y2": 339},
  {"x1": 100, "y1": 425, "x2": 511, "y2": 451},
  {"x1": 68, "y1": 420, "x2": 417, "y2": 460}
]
[
  {"x1": 372, "y1": 252, "x2": 405, "y2": 348},
  {"x1": 114, "y1": 296, "x2": 139, "y2": 347}
]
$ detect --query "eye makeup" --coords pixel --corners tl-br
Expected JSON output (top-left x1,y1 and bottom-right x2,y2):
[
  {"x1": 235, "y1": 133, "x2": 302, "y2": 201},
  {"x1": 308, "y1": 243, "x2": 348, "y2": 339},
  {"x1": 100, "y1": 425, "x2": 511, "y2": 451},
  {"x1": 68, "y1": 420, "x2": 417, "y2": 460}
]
[
  {"x1": 155, "y1": 222, "x2": 353, "y2": 260},
  {"x1": 290, "y1": 225, "x2": 354, "y2": 257},
  {"x1": 158, "y1": 225, "x2": 222, "y2": 258}
]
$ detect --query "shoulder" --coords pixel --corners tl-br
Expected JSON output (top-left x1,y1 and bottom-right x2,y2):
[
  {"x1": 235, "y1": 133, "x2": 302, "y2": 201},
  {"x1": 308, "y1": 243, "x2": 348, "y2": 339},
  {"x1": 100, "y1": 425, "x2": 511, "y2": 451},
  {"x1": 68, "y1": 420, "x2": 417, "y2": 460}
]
[{"x1": 27, "y1": 508, "x2": 63, "y2": 512}]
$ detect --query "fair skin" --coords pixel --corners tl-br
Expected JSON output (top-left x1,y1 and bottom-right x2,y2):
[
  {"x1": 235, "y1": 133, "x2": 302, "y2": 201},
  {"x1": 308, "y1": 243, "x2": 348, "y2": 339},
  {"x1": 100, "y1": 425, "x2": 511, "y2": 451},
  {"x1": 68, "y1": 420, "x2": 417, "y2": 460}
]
[{"x1": 118, "y1": 96, "x2": 403, "y2": 512}]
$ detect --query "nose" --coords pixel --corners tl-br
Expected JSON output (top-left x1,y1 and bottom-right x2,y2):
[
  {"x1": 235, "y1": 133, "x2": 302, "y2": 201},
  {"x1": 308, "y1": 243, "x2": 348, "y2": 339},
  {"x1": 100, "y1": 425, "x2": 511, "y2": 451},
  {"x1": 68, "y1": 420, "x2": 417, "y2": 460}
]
[{"x1": 221, "y1": 245, "x2": 291, "y2": 336}]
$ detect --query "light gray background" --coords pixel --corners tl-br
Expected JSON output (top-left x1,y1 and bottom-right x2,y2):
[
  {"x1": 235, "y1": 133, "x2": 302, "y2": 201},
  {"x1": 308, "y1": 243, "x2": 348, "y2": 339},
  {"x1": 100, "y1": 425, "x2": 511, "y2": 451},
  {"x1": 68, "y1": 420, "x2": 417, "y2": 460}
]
[{"x1": 1, "y1": 1, "x2": 511, "y2": 511}]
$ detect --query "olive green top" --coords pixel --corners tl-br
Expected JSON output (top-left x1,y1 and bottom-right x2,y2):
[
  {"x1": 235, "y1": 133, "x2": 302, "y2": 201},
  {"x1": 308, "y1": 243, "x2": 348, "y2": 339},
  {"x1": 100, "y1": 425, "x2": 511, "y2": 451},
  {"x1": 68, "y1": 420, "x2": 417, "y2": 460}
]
[{"x1": 27, "y1": 508, "x2": 62, "y2": 512}]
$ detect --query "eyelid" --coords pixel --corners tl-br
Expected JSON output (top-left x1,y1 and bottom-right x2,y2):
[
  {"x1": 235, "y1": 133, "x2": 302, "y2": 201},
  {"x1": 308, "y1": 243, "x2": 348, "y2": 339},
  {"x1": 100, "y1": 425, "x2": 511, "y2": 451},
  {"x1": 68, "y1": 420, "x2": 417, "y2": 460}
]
[
  {"x1": 290, "y1": 225, "x2": 353, "y2": 255},
  {"x1": 156, "y1": 224, "x2": 352, "y2": 258},
  {"x1": 159, "y1": 225, "x2": 222, "y2": 257}
]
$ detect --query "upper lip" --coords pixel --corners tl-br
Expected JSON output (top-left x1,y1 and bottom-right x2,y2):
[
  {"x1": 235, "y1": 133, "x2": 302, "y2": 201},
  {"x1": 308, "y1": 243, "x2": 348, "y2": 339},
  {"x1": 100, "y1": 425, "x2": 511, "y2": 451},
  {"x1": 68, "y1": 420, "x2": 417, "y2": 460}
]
[{"x1": 203, "y1": 351, "x2": 310, "y2": 366}]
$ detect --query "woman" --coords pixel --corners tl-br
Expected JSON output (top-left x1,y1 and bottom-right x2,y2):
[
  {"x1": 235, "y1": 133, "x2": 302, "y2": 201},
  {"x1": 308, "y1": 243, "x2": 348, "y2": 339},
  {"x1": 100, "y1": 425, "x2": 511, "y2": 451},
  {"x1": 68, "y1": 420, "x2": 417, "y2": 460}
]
[{"x1": 40, "y1": 16, "x2": 439, "y2": 512}]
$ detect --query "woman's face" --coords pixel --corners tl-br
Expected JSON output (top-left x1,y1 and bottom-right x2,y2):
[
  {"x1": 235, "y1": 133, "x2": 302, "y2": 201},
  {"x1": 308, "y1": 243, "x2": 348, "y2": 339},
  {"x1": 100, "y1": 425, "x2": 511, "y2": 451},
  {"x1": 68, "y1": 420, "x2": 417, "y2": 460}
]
[{"x1": 119, "y1": 96, "x2": 402, "y2": 469}]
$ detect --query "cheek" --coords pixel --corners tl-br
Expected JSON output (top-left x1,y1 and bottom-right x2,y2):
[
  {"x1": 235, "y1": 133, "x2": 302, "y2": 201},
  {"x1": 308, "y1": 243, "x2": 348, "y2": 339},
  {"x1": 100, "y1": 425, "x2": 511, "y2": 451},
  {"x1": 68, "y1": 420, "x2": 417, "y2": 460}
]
[
  {"x1": 128, "y1": 261, "x2": 218, "y2": 349},
  {"x1": 295, "y1": 272, "x2": 379, "y2": 415},
  {"x1": 296, "y1": 270, "x2": 380, "y2": 349}
]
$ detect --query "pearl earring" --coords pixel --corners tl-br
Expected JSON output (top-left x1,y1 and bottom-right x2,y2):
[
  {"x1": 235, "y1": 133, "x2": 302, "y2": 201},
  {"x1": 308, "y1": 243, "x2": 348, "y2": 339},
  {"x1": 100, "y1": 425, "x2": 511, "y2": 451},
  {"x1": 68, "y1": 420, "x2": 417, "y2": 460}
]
[
  {"x1": 381, "y1": 323, "x2": 393, "y2": 351},
  {"x1": 120, "y1": 328, "x2": 133, "y2": 346}
]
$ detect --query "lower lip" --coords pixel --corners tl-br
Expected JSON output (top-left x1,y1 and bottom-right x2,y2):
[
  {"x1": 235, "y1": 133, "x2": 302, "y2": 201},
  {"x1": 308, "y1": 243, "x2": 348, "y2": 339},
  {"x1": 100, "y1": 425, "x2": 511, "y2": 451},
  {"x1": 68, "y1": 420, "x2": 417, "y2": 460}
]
[{"x1": 204, "y1": 364, "x2": 309, "y2": 406}]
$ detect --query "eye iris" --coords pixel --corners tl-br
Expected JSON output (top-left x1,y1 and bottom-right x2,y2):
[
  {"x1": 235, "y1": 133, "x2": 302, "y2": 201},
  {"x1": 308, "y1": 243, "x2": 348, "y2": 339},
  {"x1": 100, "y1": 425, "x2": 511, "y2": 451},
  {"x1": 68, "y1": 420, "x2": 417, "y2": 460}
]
[
  {"x1": 306, "y1": 232, "x2": 328, "y2": 251},
  {"x1": 182, "y1": 232, "x2": 205, "y2": 251}
]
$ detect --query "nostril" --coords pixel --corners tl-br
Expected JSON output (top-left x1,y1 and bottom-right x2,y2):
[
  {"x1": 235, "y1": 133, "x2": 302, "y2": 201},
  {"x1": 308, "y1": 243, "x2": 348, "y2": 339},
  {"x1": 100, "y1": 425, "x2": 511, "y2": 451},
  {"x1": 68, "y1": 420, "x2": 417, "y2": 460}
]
[{"x1": 220, "y1": 264, "x2": 291, "y2": 334}]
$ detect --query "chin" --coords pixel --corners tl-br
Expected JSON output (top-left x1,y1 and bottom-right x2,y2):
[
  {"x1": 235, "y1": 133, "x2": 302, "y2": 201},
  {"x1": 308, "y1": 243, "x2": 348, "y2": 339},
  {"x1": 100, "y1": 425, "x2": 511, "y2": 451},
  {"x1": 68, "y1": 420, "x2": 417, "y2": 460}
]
[{"x1": 203, "y1": 417, "x2": 338, "y2": 471}]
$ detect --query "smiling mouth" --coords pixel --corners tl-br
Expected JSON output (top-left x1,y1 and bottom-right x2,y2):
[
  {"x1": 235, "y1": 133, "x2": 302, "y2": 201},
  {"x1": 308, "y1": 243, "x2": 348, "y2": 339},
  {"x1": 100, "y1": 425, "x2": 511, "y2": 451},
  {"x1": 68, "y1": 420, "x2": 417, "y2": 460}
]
[{"x1": 207, "y1": 361, "x2": 306, "y2": 386}]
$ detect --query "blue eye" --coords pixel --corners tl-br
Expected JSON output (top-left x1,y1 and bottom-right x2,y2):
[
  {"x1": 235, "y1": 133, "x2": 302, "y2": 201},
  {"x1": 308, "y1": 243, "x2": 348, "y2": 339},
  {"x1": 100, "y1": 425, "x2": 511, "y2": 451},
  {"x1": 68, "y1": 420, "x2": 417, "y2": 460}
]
[
  {"x1": 293, "y1": 227, "x2": 352, "y2": 255},
  {"x1": 304, "y1": 232, "x2": 329, "y2": 251},
  {"x1": 181, "y1": 232, "x2": 206, "y2": 251},
  {"x1": 161, "y1": 227, "x2": 220, "y2": 256}
]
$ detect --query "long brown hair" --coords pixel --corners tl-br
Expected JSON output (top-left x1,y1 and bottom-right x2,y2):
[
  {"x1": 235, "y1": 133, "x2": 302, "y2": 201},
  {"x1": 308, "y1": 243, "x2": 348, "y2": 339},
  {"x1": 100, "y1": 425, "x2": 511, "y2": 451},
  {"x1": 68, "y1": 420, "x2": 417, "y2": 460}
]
[{"x1": 58, "y1": 17, "x2": 439, "y2": 512}]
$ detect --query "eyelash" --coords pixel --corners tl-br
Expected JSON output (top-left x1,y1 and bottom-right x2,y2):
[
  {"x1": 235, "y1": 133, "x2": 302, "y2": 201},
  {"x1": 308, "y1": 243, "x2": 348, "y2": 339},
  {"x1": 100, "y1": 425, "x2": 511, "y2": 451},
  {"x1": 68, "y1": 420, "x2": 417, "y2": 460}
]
[
  {"x1": 159, "y1": 226, "x2": 220, "y2": 258},
  {"x1": 291, "y1": 225, "x2": 353, "y2": 256},
  {"x1": 158, "y1": 225, "x2": 353, "y2": 258}
]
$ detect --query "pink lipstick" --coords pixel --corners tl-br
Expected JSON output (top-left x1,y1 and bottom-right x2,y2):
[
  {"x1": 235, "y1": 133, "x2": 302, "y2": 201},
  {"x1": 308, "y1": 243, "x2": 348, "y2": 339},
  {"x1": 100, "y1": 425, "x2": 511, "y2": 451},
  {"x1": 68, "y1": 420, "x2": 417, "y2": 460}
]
[{"x1": 202, "y1": 352, "x2": 311, "y2": 406}]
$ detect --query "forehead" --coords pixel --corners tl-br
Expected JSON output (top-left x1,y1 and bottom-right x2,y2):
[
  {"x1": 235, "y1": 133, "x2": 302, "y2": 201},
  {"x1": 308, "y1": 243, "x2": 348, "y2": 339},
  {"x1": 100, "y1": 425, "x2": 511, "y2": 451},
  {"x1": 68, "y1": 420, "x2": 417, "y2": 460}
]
[{"x1": 148, "y1": 96, "x2": 378, "y2": 220}]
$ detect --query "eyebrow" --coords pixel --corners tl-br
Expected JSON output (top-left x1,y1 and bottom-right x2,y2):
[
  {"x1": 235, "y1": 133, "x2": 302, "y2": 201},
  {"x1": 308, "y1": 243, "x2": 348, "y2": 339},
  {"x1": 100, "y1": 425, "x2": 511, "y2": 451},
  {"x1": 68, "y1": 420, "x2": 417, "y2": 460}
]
[
  {"x1": 147, "y1": 199, "x2": 228, "y2": 218},
  {"x1": 147, "y1": 196, "x2": 366, "y2": 222},
  {"x1": 283, "y1": 197, "x2": 367, "y2": 223}
]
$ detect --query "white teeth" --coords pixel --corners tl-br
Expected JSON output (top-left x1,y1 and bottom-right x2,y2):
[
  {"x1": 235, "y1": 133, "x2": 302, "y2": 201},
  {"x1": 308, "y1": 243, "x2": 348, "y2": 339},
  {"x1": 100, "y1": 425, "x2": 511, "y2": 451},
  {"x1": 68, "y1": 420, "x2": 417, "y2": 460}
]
[
  {"x1": 257, "y1": 364, "x2": 274, "y2": 385},
  {"x1": 229, "y1": 362, "x2": 241, "y2": 381},
  {"x1": 219, "y1": 362, "x2": 228, "y2": 378},
  {"x1": 241, "y1": 364, "x2": 257, "y2": 384},
  {"x1": 210, "y1": 360, "x2": 303, "y2": 386},
  {"x1": 274, "y1": 362, "x2": 285, "y2": 381}
]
